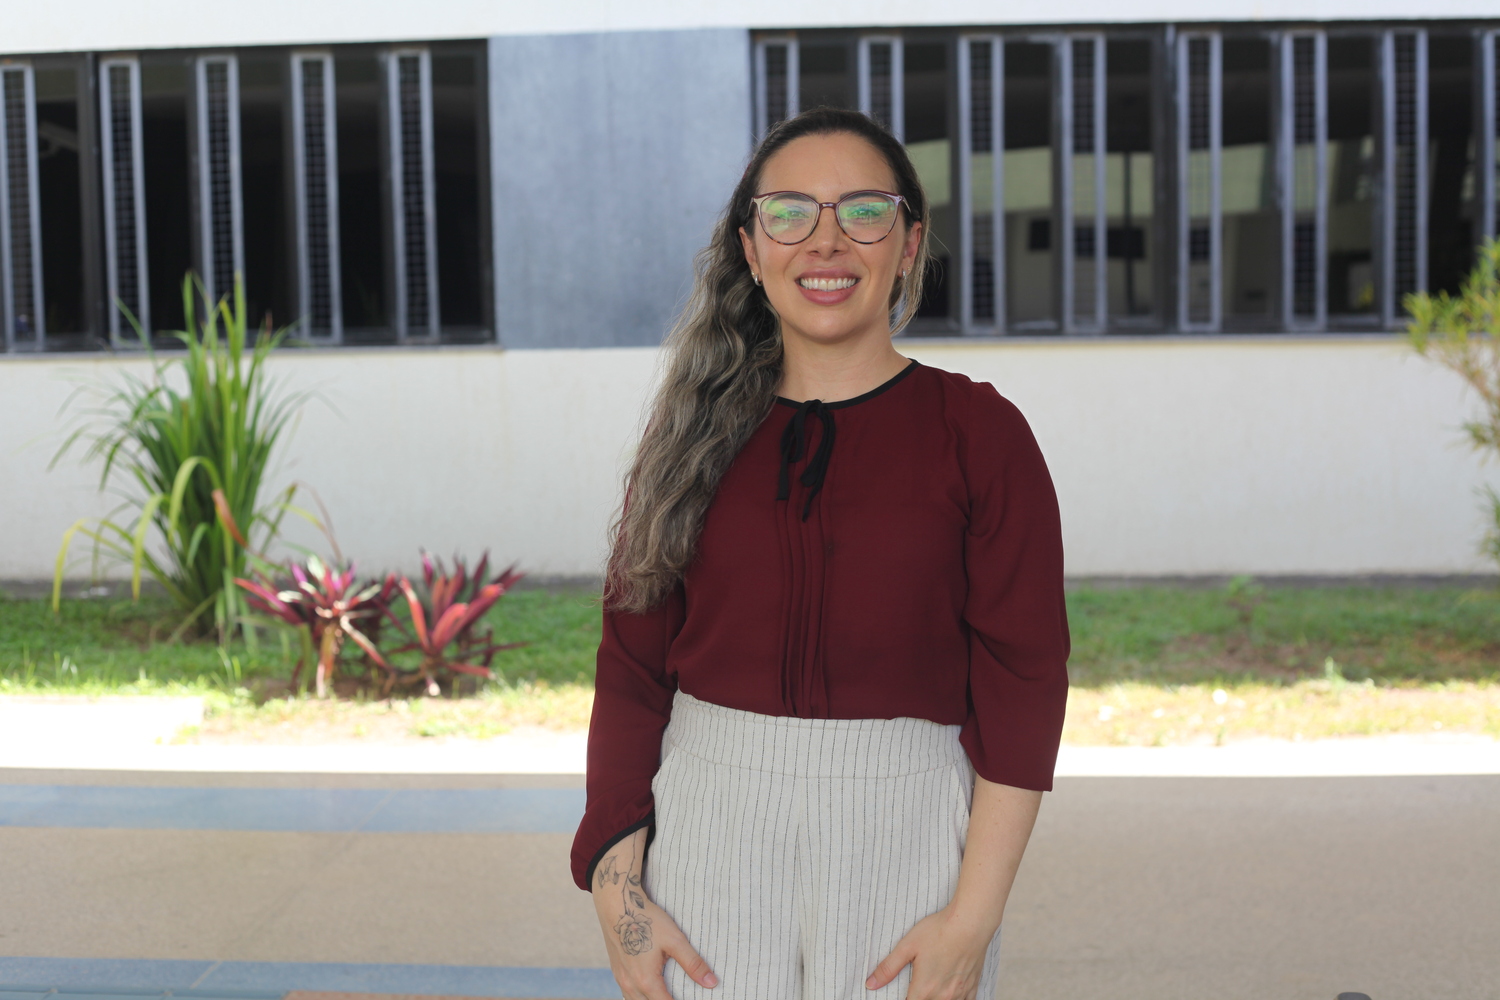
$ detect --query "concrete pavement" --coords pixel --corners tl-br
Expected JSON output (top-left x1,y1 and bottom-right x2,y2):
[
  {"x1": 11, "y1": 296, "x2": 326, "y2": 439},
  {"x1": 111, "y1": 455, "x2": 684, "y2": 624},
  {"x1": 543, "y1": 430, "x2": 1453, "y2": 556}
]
[{"x1": 2, "y1": 759, "x2": 1497, "y2": 1000}]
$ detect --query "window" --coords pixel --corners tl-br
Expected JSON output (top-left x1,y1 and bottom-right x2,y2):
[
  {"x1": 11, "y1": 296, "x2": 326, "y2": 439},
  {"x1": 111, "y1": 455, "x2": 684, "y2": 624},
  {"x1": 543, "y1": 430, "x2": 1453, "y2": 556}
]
[
  {"x1": 0, "y1": 40, "x2": 488, "y2": 352},
  {"x1": 752, "y1": 21, "x2": 1500, "y2": 335}
]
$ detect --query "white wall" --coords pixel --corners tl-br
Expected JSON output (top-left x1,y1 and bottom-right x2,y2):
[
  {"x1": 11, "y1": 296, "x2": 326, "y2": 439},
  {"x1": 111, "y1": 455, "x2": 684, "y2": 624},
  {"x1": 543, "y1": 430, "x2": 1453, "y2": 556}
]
[
  {"x1": 1, "y1": 337, "x2": 1493, "y2": 583},
  {"x1": 9, "y1": 0, "x2": 1489, "y2": 55}
]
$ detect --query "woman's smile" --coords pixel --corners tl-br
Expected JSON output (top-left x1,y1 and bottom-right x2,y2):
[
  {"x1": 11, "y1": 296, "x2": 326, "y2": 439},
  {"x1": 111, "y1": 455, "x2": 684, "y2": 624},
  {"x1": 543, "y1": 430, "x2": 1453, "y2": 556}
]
[{"x1": 796, "y1": 269, "x2": 860, "y2": 304}]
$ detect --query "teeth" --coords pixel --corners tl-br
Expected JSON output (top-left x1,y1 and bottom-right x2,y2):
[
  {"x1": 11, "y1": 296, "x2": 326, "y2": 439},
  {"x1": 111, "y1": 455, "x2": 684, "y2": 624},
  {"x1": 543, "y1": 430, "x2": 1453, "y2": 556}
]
[{"x1": 798, "y1": 276, "x2": 857, "y2": 291}]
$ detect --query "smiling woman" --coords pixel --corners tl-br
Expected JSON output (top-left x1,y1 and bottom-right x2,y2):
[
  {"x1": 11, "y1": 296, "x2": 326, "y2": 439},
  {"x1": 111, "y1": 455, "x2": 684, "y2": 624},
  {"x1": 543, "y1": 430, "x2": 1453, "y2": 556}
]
[{"x1": 574, "y1": 108, "x2": 1070, "y2": 1000}]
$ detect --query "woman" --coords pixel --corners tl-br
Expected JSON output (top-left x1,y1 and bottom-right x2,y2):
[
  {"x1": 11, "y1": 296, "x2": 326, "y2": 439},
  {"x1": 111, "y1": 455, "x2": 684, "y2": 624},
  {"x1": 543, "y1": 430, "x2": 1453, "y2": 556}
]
[{"x1": 571, "y1": 107, "x2": 1070, "y2": 1000}]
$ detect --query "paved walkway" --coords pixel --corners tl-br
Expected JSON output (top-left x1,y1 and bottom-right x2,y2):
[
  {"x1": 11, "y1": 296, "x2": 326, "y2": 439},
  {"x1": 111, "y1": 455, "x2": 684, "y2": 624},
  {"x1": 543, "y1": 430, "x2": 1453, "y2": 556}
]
[{"x1": 3, "y1": 726, "x2": 1498, "y2": 999}]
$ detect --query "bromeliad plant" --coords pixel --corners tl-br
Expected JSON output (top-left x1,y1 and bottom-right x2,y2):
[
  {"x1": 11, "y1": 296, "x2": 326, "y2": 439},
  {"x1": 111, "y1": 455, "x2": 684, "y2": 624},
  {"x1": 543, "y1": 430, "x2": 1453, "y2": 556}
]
[
  {"x1": 381, "y1": 552, "x2": 526, "y2": 697},
  {"x1": 51, "y1": 272, "x2": 306, "y2": 641},
  {"x1": 235, "y1": 555, "x2": 398, "y2": 698},
  {"x1": 232, "y1": 548, "x2": 525, "y2": 698}
]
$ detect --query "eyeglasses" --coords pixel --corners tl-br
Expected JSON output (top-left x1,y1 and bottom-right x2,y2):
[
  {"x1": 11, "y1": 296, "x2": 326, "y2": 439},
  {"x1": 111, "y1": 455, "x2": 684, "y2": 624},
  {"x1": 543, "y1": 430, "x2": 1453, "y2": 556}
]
[{"x1": 749, "y1": 190, "x2": 906, "y2": 245}]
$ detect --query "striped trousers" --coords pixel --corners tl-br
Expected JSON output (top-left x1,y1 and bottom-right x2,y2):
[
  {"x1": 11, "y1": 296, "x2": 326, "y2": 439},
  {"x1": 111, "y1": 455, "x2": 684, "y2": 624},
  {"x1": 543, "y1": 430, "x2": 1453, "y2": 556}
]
[{"x1": 644, "y1": 691, "x2": 1004, "y2": 1000}]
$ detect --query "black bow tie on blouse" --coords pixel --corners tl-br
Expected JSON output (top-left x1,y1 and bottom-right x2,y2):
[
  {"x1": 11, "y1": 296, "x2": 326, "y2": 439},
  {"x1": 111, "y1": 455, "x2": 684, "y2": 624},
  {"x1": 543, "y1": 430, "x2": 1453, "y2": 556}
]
[{"x1": 777, "y1": 398, "x2": 837, "y2": 521}]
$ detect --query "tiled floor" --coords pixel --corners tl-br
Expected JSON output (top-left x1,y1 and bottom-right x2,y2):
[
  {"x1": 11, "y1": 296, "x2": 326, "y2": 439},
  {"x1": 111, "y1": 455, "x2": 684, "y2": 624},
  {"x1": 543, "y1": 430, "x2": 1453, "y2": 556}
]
[{"x1": 2, "y1": 766, "x2": 1498, "y2": 999}]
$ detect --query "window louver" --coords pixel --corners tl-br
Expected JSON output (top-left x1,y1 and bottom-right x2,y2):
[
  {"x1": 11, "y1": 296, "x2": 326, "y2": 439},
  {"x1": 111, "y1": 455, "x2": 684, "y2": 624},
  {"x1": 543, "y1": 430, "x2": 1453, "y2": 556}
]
[
  {"x1": 0, "y1": 64, "x2": 43, "y2": 347},
  {"x1": 1287, "y1": 33, "x2": 1324, "y2": 326},
  {"x1": 858, "y1": 39, "x2": 901, "y2": 138},
  {"x1": 757, "y1": 41, "x2": 796, "y2": 138},
  {"x1": 293, "y1": 53, "x2": 341, "y2": 339},
  {"x1": 1065, "y1": 36, "x2": 1106, "y2": 333},
  {"x1": 959, "y1": 37, "x2": 1002, "y2": 328},
  {"x1": 195, "y1": 56, "x2": 243, "y2": 307},
  {"x1": 388, "y1": 49, "x2": 439, "y2": 339},
  {"x1": 1180, "y1": 34, "x2": 1221, "y2": 330},
  {"x1": 1386, "y1": 32, "x2": 1427, "y2": 317},
  {"x1": 100, "y1": 58, "x2": 148, "y2": 338}
]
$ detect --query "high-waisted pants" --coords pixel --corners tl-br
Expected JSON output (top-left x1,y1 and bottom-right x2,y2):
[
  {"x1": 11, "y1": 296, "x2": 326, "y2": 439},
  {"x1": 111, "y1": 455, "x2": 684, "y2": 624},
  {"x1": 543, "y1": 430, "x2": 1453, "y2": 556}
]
[{"x1": 643, "y1": 691, "x2": 1004, "y2": 1000}]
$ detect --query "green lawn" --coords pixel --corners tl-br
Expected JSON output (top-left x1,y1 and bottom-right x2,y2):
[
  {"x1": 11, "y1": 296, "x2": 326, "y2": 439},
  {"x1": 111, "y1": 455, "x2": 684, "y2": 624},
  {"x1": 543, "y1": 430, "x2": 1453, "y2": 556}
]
[
  {"x1": 0, "y1": 585, "x2": 602, "y2": 697},
  {"x1": 4, "y1": 581, "x2": 1499, "y2": 745},
  {"x1": 1066, "y1": 582, "x2": 1500, "y2": 686}
]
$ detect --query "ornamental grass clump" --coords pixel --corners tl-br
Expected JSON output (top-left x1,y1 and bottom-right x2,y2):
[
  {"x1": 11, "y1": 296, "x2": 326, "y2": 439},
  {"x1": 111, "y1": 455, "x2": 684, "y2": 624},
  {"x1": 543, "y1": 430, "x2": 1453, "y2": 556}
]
[
  {"x1": 51, "y1": 273, "x2": 306, "y2": 642},
  {"x1": 1406, "y1": 238, "x2": 1500, "y2": 567}
]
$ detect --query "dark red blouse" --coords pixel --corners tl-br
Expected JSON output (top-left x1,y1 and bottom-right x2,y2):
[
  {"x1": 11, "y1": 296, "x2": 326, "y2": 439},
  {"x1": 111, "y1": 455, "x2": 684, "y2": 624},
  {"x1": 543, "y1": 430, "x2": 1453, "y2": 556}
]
[{"x1": 570, "y1": 359, "x2": 1070, "y2": 891}]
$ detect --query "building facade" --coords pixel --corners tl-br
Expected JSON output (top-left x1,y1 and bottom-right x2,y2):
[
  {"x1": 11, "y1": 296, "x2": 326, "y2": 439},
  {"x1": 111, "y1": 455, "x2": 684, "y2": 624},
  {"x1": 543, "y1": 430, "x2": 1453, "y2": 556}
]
[{"x1": 3, "y1": 1, "x2": 1499, "y2": 579}]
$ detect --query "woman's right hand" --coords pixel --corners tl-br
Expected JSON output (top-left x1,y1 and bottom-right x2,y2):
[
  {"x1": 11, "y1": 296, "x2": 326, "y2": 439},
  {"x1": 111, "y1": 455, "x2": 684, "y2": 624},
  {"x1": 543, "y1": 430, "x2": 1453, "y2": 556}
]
[{"x1": 591, "y1": 828, "x2": 718, "y2": 1000}]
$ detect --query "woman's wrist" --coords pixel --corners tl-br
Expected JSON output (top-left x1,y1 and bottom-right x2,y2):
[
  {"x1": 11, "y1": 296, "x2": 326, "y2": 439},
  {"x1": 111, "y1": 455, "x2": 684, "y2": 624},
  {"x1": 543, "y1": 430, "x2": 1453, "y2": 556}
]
[{"x1": 942, "y1": 890, "x2": 1004, "y2": 940}]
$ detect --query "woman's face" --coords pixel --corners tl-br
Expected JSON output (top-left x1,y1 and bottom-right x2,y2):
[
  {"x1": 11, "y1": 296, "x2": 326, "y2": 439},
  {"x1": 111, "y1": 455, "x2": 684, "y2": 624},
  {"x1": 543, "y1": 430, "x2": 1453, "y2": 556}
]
[{"x1": 739, "y1": 132, "x2": 922, "y2": 349}]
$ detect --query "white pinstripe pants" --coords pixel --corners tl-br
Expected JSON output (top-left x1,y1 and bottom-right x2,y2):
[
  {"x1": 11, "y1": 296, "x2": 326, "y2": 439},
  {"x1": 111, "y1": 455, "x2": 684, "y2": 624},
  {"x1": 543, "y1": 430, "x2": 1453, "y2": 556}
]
[{"x1": 644, "y1": 691, "x2": 1003, "y2": 1000}]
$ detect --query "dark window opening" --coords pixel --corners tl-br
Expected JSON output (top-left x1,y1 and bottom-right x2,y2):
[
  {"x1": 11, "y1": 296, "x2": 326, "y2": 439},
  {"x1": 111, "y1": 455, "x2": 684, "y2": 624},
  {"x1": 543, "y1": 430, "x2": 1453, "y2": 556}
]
[
  {"x1": 1106, "y1": 38, "x2": 1153, "y2": 322},
  {"x1": 238, "y1": 54, "x2": 290, "y2": 332},
  {"x1": 35, "y1": 64, "x2": 87, "y2": 337},
  {"x1": 1427, "y1": 34, "x2": 1474, "y2": 298},
  {"x1": 799, "y1": 44, "x2": 853, "y2": 112},
  {"x1": 1005, "y1": 41, "x2": 1055, "y2": 330},
  {"x1": 335, "y1": 53, "x2": 389, "y2": 338},
  {"x1": 432, "y1": 48, "x2": 486, "y2": 335},
  {"x1": 1222, "y1": 37, "x2": 1276, "y2": 327},
  {"x1": 140, "y1": 56, "x2": 191, "y2": 336},
  {"x1": 905, "y1": 41, "x2": 951, "y2": 323},
  {"x1": 1326, "y1": 36, "x2": 1376, "y2": 320}
]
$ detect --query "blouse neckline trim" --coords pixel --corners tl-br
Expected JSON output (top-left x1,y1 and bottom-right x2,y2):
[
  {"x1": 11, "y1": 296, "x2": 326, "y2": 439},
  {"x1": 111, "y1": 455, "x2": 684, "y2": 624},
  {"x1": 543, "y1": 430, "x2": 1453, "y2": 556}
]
[{"x1": 774, "y1": 358, "x2": 921, "y2": 412}]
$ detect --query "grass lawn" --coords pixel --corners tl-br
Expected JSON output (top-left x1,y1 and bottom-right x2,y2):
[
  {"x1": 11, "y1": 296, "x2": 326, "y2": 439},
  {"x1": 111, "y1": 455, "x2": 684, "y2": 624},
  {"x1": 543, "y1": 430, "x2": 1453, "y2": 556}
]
[{"x1": 3, "y1": 580, "x2": 1498, "y2": 744}]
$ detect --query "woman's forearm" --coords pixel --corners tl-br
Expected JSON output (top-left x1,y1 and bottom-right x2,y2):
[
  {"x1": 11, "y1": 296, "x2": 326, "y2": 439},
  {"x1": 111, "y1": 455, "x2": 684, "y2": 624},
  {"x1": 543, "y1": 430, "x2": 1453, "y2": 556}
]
[{"x1": 947, "y1": 774, "x2": 1043, "y2": 935}]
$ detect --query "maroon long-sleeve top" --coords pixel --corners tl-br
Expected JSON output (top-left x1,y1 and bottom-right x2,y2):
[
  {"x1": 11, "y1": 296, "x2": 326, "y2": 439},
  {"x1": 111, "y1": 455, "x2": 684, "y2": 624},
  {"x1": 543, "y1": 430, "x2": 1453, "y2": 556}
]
[{"x1": 570, "y1": 359, "x2": 1070, "y2": 891}]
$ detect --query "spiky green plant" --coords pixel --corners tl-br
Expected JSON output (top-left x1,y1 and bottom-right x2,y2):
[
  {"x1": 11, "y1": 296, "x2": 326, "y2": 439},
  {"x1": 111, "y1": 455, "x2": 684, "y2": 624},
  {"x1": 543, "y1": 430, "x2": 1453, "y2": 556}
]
[
  {"x1": 1406, "y1": 237, "x2": 1500, "y2": 569},
  {"x1": 51, "y1": 272, "x2": 307, "y2": 641}
]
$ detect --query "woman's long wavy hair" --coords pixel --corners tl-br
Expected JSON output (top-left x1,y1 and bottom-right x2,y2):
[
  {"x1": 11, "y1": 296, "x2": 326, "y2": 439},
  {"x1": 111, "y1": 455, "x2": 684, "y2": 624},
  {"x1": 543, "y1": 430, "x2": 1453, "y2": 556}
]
[{"x1": 603, "y1": 107, "x2": 933, "y2": 613}]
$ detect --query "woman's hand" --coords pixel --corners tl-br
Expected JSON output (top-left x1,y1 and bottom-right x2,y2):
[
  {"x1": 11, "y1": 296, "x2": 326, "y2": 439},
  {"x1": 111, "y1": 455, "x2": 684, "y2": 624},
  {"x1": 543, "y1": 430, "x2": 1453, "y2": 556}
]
[
  {"x1": 591, "y1": 828, "x2": 718, "y2": 1000},
  {"x1": 867, "y1": 776, "x2": 1044, "y2": 1000},
  {"x1": 864, "y1": 904, "x2": 996, "y2": 1000}
]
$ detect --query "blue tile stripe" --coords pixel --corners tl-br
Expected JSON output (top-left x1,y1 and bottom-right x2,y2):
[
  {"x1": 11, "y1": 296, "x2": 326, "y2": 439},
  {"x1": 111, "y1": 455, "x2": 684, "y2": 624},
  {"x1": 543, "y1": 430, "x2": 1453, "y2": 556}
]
[
  {"x1": 0, "y1": 959, "x2": 618, "y2": 999},
  {"x1": 0, "y1": 787, "x2": 585, "y2": 834}
]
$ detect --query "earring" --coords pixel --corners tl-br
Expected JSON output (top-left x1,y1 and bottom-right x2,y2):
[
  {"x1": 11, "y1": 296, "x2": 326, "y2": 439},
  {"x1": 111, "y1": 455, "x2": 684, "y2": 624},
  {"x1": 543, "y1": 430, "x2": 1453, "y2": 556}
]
[
  {"x1": 752, "y1": 272, "x2": 761, "y2": 286},
  {"x1": 900, "y1": 268, "x2": 909, "y2": 279}
]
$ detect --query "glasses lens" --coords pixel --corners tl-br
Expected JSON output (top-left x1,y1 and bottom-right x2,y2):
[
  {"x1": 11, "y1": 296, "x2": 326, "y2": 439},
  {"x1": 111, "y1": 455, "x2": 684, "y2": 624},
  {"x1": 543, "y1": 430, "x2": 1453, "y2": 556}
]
[
  {"x1": 837, "y1": 193, "x2": 900, "y2": 242},
  {"x1": 759, "y1": 193, "x2": 819, "y2": 243}
]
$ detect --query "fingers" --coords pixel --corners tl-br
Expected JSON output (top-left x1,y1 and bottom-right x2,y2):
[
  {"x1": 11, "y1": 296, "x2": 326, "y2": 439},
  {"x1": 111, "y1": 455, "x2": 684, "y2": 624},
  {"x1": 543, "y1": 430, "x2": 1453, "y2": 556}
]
[
  {"x1": 665, "y1": 937, "x2": 719, "y2": 989},
  {"x1": 866, "y1": 939, "x2": 916, "y2": 990}
]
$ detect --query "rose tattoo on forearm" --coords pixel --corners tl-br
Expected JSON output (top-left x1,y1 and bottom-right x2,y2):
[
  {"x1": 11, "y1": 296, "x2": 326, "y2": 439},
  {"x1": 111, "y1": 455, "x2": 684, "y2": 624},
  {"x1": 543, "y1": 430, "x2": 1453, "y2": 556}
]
[{"x1": 596, "y1": 847, "x2": 653, "y2": 955}]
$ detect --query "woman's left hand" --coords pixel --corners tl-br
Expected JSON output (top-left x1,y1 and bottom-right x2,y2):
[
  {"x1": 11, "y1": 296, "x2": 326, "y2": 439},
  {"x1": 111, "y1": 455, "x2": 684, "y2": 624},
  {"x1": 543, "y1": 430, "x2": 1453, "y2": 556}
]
[{"x1": 864, "y1": 903, "x2": 997, "y2": 1000}]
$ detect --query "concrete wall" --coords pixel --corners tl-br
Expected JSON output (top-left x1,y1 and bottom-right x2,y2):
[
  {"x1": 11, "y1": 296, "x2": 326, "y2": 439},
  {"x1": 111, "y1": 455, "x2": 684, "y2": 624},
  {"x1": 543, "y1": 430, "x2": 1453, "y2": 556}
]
[
  {"x1": 1, "y1": 337, "x2": 1493, "y2": 583},
  {"x1": 489, "y1": 30, "x2": 752, "y2": 348},
  {"x1": 10, "y1": 0, "x2": 1495, "y2": 54}
]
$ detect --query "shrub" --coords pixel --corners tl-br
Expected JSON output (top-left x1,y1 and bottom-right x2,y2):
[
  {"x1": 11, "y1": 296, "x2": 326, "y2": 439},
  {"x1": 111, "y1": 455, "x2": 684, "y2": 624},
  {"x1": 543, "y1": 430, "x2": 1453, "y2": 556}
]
[
  {"x1": 1406, "y1": 238, "x2": 1500, "y2": 568},
  {"x1": 51, "y1": 273, "x2": 305, "y2": 641}
]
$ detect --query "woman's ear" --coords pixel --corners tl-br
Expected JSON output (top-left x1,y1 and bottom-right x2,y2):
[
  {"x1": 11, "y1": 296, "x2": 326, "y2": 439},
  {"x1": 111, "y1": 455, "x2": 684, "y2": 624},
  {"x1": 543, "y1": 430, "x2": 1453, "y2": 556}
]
[
  {"x1": 739, "y1": 225, "x2": 759, "y2": 280},
  {"x1": 902, "y1": 220, "x2": 922, "y2": 275}
]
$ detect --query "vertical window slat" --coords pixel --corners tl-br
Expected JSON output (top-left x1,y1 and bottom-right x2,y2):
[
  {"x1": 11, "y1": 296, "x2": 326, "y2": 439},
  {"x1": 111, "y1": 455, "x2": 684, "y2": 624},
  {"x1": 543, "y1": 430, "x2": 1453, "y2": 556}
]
[
  {"x1": 292, "y1": 52, "x2": 341, "y2": 340},
  {"x1": 1179, "y1": 34, "x2": 1222, "y2": 331},
  {"x1": 194, "y1": 55, "x2": 243, "y2": 307},
  {"x1": 757, "y1": 39, "x2": 798, "y2": 140},
  {"x1": 387, "y1": 48, "x2": 439, "y2": 340},
  {"x1": 1283, "y1": 32, "x2": 1327, "y2": 328},
  {"x1": 100, "y1": 58, "x2": 148, "y2": 339},
  {"x1": 858, "y1": 37, "x2": 903, "y2": 140},
  {"x1": 1062, "y1": 35, "x2": 1106, "y2": 333},
  {"x1": 957, "y1": 36, "x2": 1002, "y2": 331},
  {"x1": 1, "y1": 63, "x2": 44, "y2": 347},
  {"x1": 1384, "y1": 31, "x2": 1428, "y2": 322}
]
